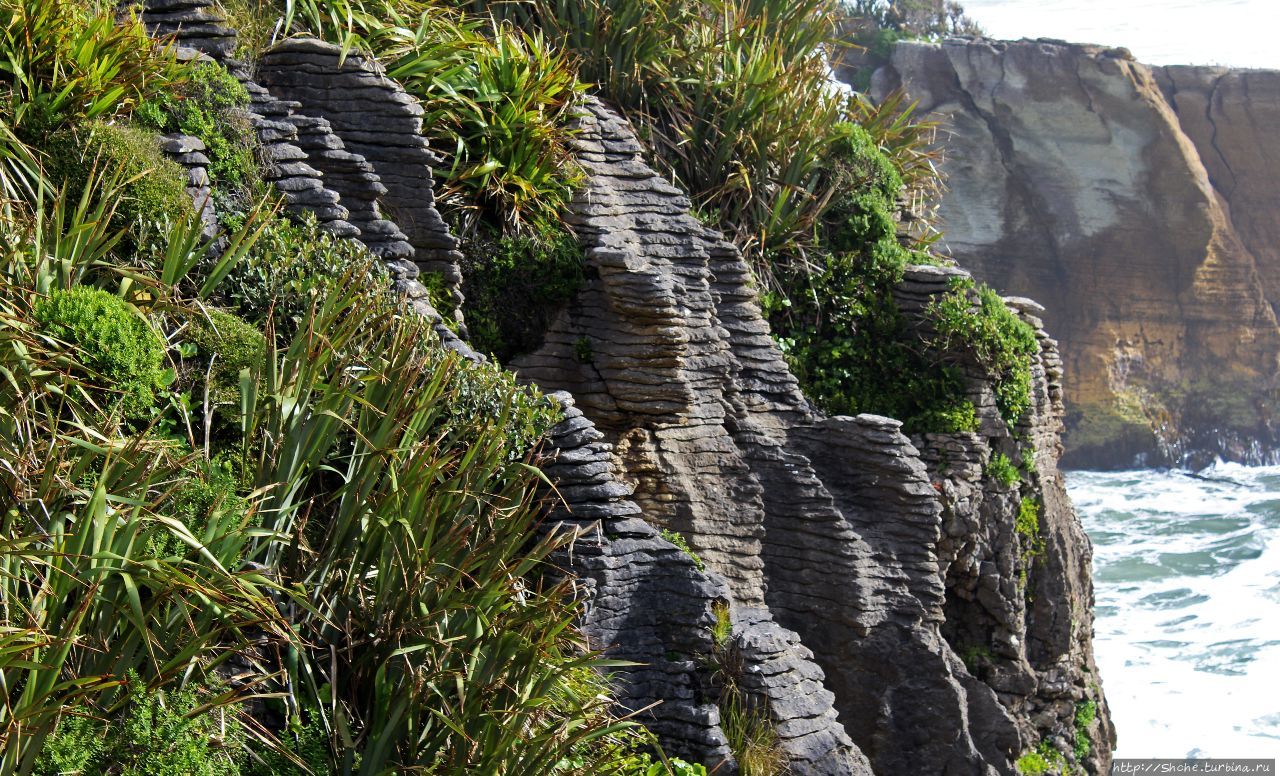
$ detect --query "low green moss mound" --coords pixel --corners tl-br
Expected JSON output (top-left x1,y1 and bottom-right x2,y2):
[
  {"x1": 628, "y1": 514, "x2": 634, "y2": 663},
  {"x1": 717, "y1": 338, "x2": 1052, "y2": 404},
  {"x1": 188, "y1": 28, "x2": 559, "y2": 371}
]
[
  {"x1": 45, "y1": 121, "x2": 192, "y2": 231},
  {"x1": 34, "y1": 286, "x2": 166, "y2": 418}
]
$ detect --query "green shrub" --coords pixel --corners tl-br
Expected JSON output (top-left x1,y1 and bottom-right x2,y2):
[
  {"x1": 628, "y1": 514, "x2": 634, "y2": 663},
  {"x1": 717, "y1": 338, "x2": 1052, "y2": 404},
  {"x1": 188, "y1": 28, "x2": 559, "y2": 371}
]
[
  {"x1": 660, "y1": 528, "x2": 705, "y2": 572},
  {"x1": 913, "y1": 400, "x2": 979, "y2": 434},
  {"x1": 183, "y1": 308, "x2": 266, "y2": 428},
  {"x1": 458, "y1": 221, "x2": 585, "y2": 363},
  {"x1": 987, "y1": 451, "x2": 1019, "y2": 488},
  {"x1": 171, "y1": 457, "x2": 247, "y2": 529},
  {"x1": 214, "y1": 212, "x2": 379, "y2": 340},
  {"x1": 1074, "y1": 699, "x2": 1097, "y2": 760},
  {"x1": 33, "y1": 286, "x2": 166, "y2": 417},
  {"x1": 36, "y1": 675, "x2": 246, "y2": 776},
  {"x1": 764, "y1": 123, "x2": 973, "y2": 433},
  {"x1": 45, "y1": 121, "x2": 192, "y2": 232},
  {"x1": 134, "y1": 61, "x2": 258, "y2": 196},
  {"x1": 927, "y1": 280, "x2": 1039, "y2": 425}
]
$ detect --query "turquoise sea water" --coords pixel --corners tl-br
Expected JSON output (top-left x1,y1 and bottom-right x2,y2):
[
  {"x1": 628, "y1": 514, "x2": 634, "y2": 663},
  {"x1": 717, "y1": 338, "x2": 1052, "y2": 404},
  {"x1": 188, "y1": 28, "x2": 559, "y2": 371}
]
[{"x1": 1067, "y1": 465, "x2": 1280, "y2": 758}]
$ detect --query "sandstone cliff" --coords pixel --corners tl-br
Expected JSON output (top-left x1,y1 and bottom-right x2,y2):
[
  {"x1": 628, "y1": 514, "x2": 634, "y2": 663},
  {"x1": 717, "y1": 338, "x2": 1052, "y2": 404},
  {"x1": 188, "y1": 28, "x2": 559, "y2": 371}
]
[
  {"x1": 868, "y1": 38, "x2": 1280, "y2": 469},
  {"x1": 132, "y1": 4, "x2": 1114, "y2": 772}
]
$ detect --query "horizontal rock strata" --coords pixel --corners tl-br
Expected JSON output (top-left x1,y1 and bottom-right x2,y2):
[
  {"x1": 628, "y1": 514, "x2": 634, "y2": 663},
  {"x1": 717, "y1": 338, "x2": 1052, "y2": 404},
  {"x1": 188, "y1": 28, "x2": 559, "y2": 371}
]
[
  {"x1": 516, "y1": 98, "x2": 1112, "y2": 774},
  {"x1": 870, "y1": 38, "x2": 1280, "y2": 468}
]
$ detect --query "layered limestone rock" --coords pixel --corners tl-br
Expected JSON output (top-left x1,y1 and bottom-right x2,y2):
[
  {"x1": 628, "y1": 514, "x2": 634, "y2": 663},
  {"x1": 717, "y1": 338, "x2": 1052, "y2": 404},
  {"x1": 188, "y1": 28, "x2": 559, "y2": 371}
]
[
  {"x1": 256, "y1": 40, "x2": 468, "y2": 323},
  {"x1": 516, "y1": 98, "x2": 1112, "y2": 774},
  {"x1": 136, "y1": 7, "x2": 1115, "y2": 771},
  {"x1": 868, "y1": 38, "x2": 1280, "y2": 468}
]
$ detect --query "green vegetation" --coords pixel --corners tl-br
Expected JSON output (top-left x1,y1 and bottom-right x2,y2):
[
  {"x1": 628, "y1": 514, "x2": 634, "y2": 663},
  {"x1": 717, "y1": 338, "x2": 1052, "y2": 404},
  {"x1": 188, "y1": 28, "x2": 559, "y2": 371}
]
[
  {"x1": 456, "y1": 222, "x2": 586, "y2": 362},
  {"x1": 46, "y1": 121, "x2": 193, "y2": 232},
  {"x1": 711, "y1": 602, "x2": 733, "y2": 649},
  {"x1": 928, "y1": 279, "x2": 1039, "y2": 425},
  {"x1": 720, "y1": 690, "x2": 786, "y2": 776},
  {"x1": 0, "y1": 0, "x2": 179, "y2": 137},
  {"x1": 215, "y1": 212, "x2": 378, "y2": 339},
  {"x1": 281, "y1": 1, "x2": 585, "y2": 232},
  {"x1": 33, "y1": 286, "x2": 167, "y2": 418},
  {"x1": 706, "y1": 605, "x2": 785, "y2": 776},
  {"x1": 36, "y1": 675, "x2": 245, "y2": 776},
  {"x1": 0, "y1": 3, "x2": 671, "y2": 769},
  {"x1": 1015, "y1": 741, "x2": 1067, "y2": 775},
  {"x1": 1074, "y1": 700, "x2": 1097, "y2": 760},
  {"x1": 763, "y1": 121, "x2": 987, "y2": 434},
  {"x1": 661, "y1": 528, "x2": 706, "y2": 572},
  {"x1": 134, "y1": 61, "x2": 259, "y2": 195},
  {"x1": 987, "y1": 451, "x2": 1019, "y2": 488},
  {"x1": 960, "y1": 645, "x2": 993, "y2": 672},
  {"x1": 1016, "y1": 496, "x2": 1045, "y2": 578}
]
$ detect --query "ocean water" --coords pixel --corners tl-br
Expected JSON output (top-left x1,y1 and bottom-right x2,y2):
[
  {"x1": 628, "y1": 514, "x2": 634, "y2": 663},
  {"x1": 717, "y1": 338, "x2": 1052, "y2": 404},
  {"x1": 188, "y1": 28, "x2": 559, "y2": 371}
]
[{"x1": 1067, "y1": 464, "x2": 1280, "y2": 758}]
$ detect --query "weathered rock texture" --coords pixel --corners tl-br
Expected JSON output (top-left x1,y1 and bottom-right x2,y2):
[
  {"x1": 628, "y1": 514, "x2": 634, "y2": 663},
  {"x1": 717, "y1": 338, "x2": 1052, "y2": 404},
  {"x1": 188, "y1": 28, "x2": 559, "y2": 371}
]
[
  {"x1": 517, "y1": 98, "x2": 1113, "y2": 773},
  {"x1": 132, "y1": 0, "x2": 468, "y2": 350},
  {"x1": 137, "y1": 7, "x2": 1114, "y2": 771},
  {"x1": 869, "y1": 38, "x2": 1280, "y2": 468}
]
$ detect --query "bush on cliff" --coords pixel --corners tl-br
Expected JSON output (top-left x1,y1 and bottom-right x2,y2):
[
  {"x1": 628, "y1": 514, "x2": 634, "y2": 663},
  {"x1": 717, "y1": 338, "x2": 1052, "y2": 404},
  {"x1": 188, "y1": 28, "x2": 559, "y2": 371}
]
[
  {"x1": 456, "y1": 219, "x2": 585, "y2": 362},
  {"x1": 134, "y1": 61, "x2": 260, "y2": 196}
]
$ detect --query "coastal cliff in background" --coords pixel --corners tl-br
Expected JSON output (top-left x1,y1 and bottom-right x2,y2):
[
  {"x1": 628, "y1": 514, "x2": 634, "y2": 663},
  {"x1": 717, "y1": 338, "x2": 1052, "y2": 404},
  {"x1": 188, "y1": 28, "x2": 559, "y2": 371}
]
[
  {"x1": 120, "y1": 3, "x2": 1115, "y2": 772},
  {"x1": 864, "y1": 38, "x2": 1280, "y2": 468}
]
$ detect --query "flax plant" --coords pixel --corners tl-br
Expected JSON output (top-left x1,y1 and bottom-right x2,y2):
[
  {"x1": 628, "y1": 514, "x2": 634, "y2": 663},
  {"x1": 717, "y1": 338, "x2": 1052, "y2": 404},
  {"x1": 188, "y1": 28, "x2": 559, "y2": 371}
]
[
  {"x1": 234, "y1": 258, "x2": 633, "y2": 772},
  {"x1": 0, "y1": 172, "x2": 291, "y2": 775}
]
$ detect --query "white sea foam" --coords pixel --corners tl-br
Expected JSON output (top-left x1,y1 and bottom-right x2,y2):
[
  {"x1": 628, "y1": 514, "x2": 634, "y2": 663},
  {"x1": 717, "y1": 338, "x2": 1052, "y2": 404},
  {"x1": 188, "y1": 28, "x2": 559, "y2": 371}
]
[{"x1": 1068, "y1": 465, "x2": 1280, "y2": 758}]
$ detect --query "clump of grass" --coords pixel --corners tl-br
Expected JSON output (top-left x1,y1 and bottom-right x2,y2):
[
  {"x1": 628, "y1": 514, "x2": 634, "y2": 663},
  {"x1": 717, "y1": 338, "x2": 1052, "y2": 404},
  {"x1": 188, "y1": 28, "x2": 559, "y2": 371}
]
[
  {"x1": 280, "y1": 1, "x2": 585, "y2": 233},
  {"x1": 987, "y1": 451, "x2": 1019, "y2": 488},
  {"x1": 720, "y1": 690, "x2": 788, "y2": 776},
  {"x1": 660, "y1": 528, "x2": 705, "y2": 572},
  {"x1": 711, "y1": 601, "x2": 733, "y2": 649}
]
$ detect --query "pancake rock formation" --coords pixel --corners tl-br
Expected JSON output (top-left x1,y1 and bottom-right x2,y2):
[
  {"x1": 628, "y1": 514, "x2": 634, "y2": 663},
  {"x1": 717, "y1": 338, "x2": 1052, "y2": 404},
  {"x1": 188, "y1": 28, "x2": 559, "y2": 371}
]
[{"x1": 130, "y1": 4, "x2": 1115, "y2": 772}]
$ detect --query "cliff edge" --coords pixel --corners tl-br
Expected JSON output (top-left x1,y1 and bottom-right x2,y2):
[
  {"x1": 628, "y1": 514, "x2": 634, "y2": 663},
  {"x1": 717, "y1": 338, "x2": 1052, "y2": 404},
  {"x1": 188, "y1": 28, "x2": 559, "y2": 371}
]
[{"x1": 869, "y1": 38, "x2": 1280, "y2": 468}]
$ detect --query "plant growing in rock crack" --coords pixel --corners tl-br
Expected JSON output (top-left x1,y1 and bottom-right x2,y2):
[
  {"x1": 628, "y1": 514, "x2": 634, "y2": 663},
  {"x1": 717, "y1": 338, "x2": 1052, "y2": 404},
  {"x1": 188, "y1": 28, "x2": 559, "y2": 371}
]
[
  {"x1": 1074, "y1": 699, "x2": 1097, "y2": 761},
  {"x1": 987, "y1": 451, "x2": 1020, "y2": 488},
  {"x1": 711, "y1": 601, "x2": 733, "y2": 650},
  {"x1": 660, "y1": 528, "x2": 705, "y2": 572},
  {"x1": 701, "y1": 605, "x2": 787, "y2": 775}
]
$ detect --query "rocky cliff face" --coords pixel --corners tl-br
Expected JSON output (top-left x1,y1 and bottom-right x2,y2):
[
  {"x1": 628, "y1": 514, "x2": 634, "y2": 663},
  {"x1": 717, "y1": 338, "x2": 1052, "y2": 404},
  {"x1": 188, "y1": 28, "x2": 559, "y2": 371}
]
[
  {"x1": 132, "y1": 4, "x2": 1113, "y2": 772},
  {"x1": 869, "y1": 38, "x2": 1280, "y2": 469}
]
